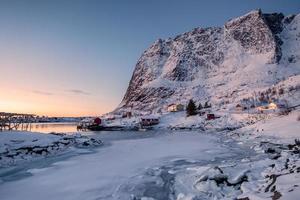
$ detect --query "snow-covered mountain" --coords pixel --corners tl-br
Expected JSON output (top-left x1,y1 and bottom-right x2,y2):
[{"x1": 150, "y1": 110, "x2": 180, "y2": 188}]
[{"x1": 116, "y1": 10, "x2": 300, "y2": 113}]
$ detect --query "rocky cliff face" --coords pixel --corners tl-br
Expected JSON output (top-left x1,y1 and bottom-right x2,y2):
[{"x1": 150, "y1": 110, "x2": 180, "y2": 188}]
[{"x1": 116, "y1": 10, "x2": 300, "y2": 113}]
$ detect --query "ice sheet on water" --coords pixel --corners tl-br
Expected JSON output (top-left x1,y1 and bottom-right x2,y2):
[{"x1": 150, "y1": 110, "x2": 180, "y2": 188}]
[{"x1": 0, "y1": 131, "x2": 232, "y2": 200}]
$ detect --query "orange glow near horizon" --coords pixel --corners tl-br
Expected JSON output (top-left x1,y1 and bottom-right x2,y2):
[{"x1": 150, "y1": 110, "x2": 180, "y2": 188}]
[
  {"x1": 0, "y1": 47, "x2": 123, "y2": 117},
  {"x1": 0, "y1": 87, "x2": 117, "y2": 117}
]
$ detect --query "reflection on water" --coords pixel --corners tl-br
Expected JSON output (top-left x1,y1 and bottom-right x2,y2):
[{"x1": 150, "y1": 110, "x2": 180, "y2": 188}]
[{"x1": 27, "y1": 123, "x2": 78, "y2": 134}]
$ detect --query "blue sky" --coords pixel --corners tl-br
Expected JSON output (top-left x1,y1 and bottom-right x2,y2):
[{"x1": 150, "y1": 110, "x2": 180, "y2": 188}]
[{"x1": 0, "y1": 0, "x2": 299, "y2": 116}]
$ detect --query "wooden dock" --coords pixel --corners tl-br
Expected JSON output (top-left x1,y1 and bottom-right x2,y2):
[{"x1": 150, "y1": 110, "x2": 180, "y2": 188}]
[{"x1": 0, "y1": 112, "x2": 35, "y2": 131}]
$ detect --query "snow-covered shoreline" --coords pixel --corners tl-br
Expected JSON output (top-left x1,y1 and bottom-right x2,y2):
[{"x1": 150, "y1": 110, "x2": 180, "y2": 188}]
[
  {"x1": 227, "y1": 110, "x2": 300, "y2": 200},
  {"x1": 177, "y1": 110, "x2": 300, "y2": 200},
  {"x1": 0, "y1": 131, "x2": 102, "y2": 167},
  {"x1": 0, "y1": 110, "x2": 299, "y2": 200}
]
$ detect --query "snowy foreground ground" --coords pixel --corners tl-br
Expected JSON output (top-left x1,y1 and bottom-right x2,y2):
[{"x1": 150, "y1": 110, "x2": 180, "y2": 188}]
[{"x1": 0, "y1": 111, "x2": 299, "y2": 200}]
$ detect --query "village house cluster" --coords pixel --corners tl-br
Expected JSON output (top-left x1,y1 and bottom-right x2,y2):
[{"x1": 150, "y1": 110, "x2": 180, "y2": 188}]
[
  {"x1": 77, "y1": 82, "x2": 300, "y2": 131},
  {"x1": 235, "y1": 100, "x2": 289, "y2": 114}
]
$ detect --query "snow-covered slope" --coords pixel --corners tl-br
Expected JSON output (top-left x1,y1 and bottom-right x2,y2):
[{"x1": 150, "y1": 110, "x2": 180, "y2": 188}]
[{"x1": 116, "y1": 10, "x2": 300, "y2": 113}]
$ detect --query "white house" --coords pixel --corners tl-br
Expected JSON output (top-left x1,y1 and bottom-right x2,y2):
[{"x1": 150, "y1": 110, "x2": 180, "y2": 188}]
[{"x1": 167, "y1": 103, "x2": 185, "y2": 112}]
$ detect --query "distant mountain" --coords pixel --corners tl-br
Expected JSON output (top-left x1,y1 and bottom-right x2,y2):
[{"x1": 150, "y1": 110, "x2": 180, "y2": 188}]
[{"x1": 116, "y1": 10, "x2": 300, "y2": 113}]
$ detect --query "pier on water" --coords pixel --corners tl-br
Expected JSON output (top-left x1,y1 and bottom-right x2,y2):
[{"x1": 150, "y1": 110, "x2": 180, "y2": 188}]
[{"x1": 0, "y1": 112, "x2": 35, "y2": 131}]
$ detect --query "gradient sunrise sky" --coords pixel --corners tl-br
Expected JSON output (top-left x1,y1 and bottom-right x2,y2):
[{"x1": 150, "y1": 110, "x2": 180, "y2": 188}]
[{"x1": 0, "y1": 0, "x2": 299, "y2": 117}]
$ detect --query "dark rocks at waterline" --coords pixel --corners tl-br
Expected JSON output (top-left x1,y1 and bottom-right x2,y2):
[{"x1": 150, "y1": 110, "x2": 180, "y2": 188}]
[{"x1": 0, "y1": 135, "x2": 102, "y2": 166}]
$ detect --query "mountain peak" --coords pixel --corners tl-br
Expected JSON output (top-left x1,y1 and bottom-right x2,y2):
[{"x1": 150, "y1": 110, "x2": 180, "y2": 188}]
[{"x1": 115, "y1": 10, "x2": 300, "y2": 114}]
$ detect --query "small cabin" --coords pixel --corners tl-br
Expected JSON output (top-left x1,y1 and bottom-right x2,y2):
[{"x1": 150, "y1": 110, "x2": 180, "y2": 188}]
[
  {"x1": 268, "y1": 102, "x2": 277, "y2": 110},
  {"x1": 257, "y1": 102, "x2": 278, "y2": 111},
  {"x1": 206, "y1": 114, "x2": 216, "y2": 120},
  {"x1": 256, "y1": 102, "x2": 279, "y2": 114},
  {"x1": 235, "y1": 104, "x2": 243, "y2": 111},
  {"x1": 140, "y1": 116, "x2": 159, "y2": 126},
  {"x1": 167, "y1": 104, "x2": 185, "y2": 112},
  {"x1": 94, "y1": 117, "x2": 102, "y2": 125}
]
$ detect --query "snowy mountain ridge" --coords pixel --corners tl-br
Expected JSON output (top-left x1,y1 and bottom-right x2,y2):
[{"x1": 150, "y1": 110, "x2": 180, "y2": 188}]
[{"x1": 116, "y1": 10, "x2": 300, "y2": 113}]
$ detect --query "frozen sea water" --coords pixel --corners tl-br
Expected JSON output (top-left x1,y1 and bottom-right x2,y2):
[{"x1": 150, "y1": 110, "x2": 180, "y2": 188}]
[{"x1": 0, "y1": 130, "x2": 255, "y2": 200}]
